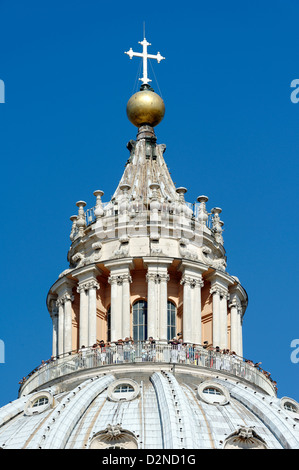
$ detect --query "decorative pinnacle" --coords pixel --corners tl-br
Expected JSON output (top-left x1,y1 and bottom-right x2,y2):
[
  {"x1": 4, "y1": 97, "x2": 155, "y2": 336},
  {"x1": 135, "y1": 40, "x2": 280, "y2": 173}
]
[{"x1": 125, "y1": 37, "x2": 165, "y2": 85}]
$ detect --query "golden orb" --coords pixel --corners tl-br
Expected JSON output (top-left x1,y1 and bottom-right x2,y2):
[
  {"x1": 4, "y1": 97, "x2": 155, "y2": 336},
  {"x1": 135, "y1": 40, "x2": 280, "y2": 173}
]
[{"x1": 126, "y1": 88, "x2": 165, "y2": 128}]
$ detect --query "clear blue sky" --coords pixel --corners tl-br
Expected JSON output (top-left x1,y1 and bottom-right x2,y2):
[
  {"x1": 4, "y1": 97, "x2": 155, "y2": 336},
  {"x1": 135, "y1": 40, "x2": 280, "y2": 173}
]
[{"x1": 0, "y1": 0, "x2": 298, "y2": 407}]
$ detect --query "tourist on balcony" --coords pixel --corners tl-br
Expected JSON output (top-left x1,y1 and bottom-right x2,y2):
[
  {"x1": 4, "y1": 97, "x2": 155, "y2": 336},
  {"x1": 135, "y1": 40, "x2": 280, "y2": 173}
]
[
  {"x1": 106, "y1": 342, "x2": 112, "y2": 364},
  {"x1": 179, "y1": 342, "x2": 187, "y2": 363},
  {"x1": 124, "y1": 338, "x2": 131, "y2": 363},
  {"x1": 169, "y1": 337, "x2": 179, "y2": 363},
  {"x1": 147, "y1": 337, "x2": 156, "y2": 362},
  {"x1": 91, "y1": 343, "x2": 99, "y2": 366}
]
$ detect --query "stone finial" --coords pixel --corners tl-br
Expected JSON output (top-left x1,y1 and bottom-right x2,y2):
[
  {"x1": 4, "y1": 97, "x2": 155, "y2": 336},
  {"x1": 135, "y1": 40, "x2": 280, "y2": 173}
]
[
  {"x1": 149, "y1": 182, "x2": 160, "y2": 198},
  {"x1": 119, "y1": 183, "x2": 131, "y2": 214},
  {"x1": 176, "y1": 187, "x2": 187, "y2": 198},
  {"x1": 76, "y1": 201, "x2": 87, "y2": 237},
  {"x1": 176, "y1": 187, "x2": 193, "y2": 218},
  {"x1": 119, "y1": 183, "x2": 131, "y2": 193},
  {"x1": 211, "y1": 207, "x2": 224, "y2": 245},
  {"x1": 93, "y1": 190, "x2": 104, "y2": 219},
  {"x1": 196, "y1": 195, "x2": 209, "y2": 225},
  {"x1": 69, "y1": 215, "x2": 77, "y2": 241},
  {"x1": 149, "y1": 182, "x2": 160, "y2": 213}
]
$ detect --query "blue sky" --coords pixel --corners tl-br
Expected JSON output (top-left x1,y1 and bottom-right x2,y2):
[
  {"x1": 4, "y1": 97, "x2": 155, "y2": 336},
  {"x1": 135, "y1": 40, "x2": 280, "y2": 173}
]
[{"x1": 0, "y1": 0, "x2": 298, "y2": 407}]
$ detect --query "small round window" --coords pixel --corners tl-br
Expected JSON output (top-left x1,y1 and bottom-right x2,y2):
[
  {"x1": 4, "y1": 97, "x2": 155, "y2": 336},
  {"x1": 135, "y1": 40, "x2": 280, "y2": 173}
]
[
  {"x1": 32, "y1": 397, "x2": 49, "y2": 408},
  {"x1": 24, "y1": 391, "x2": 54, "y2": 415},
  {"x1": 114, "y1": 384, "x2": 135, "y2": 394},
  {"x1": 197, "y1": 381, "x2": 230, "y2": 405},
  {"x1": 280, "y1": 397, "x2": 299, "y2": 415},
  {"x1": 107, "y1": 379, "x2": 140, "y2": 402},
  {"x1": 203, "y1": 387, "x2": 222, "y2": 396}
]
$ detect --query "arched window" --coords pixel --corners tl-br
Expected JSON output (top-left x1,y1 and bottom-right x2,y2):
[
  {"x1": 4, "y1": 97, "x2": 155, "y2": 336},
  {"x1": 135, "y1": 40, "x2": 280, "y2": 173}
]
[
  {"x1": 167, "y1": 301, "x2": 176, "y2": 341},
  {"x1": 107, "y1": 306, "x2": 111, "y2": 343},
  {"x1": 132, "y1": 300, "x2": 147, "y2": 342}
]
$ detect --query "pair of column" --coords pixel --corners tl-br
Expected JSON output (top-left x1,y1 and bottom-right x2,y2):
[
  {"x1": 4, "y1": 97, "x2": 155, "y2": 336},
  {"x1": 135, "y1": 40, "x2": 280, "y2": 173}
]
[
  {"x1": 75, "y1": 266, "x2": 101, "y2": 349},
  {"x1": 229, "y1": 290, "x2": 243, "y2": 356},
  {"x1": 144, "y1": 257, "x2": 173, "y2": 342},
  {"x1": 179, "y1": 260, "x2": 207, "y2": 345},
  {"x1": 208, "y1": 272, "x2": 236, "y2": 352},
  {"x1": 53, "y1": 279, "x2": 75, "y2": 357},
  {"x1": 105, "y1": 259, "x2": 133, "y2": 342}
]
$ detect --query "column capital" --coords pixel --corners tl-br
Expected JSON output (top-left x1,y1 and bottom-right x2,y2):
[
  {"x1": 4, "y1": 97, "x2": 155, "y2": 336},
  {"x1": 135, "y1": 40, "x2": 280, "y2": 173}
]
[
  {"x1": 210, "y1": 285, "x2": 229, "y2": 299},
  {"x1": 206, "y1": 270, "x2": 235, "y2": 295},
  {"x1": 87, "y1": 279, "x2": 100, "y2": 290},
  {"x1": 146, "y1": 272, "x2": 169, "y2": 283},
  {"x1": 55, "y1": 297, "x2": 64, "y2": 308},
  {"x1": 77, "y1": 279, "x2": 100, "y2": 293},
  {"x1": 228, "y1": 292, "x2": 242, "y2": 310},
  {"x1": 108, "y1": 273, "x2": 132, "y2": 285},
  {"x1": 180, "y1": 274, "x2": 204, "y2": 288},
  {"x1": 57, "y1": 292, "x2": 75, "y2": 304}
]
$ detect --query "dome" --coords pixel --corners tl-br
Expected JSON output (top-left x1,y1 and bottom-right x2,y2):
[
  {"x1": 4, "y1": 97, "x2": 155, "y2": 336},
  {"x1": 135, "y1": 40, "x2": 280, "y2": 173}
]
[
  {"x1": 1, "y1": 363, "x2": 299, "y2": 449},
  {"x1": 126, "y1": 86, "x2": 165, "y2": 128}
]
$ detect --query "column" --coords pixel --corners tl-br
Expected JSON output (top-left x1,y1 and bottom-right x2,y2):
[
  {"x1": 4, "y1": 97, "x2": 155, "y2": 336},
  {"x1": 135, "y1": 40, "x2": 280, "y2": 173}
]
[
  {"x1": 88, "y1": 280, "x2": 100, "y2": 346},
  {"x1": 236, "y1": 302, "x2": 244, "y2": 357},
  {"x1": 75, "y1": 266, "x2": 101, "y2": 348},
  {"x1": 144, "y1": 258, "x2": 173, "y2": 342},
  {"x1": 54, "y1": 278, "x2": 75, "y2": 356},
  {"x1": 146, "y1": 272, "x2": 158, "y2": 339},
  {"x1": 77, "y1": 283, "x2": 89, "y2": 348},
  {"x1": 122, "y1": 274, "x2": 132, "y2": 339},
  {"x1": 108, "y1": 275, "x2": 122, "y2": 342},
  {"x1": 159, "y1": 273, "x2": 170, "y2": 342},
  {"x1": 210, "y1": 286, "x2": 221, "y2": 348},
  {"x1": 219, "y1": 288, "x2": 229, "y2": 350},
  {"x1": 105, "y1": 259, "x2": 133, "y2": 343},
  {"x1": 181, "y1": 275, "x2": 193, "y2": 344},
  {"x1": 179, "y1": 260, "x2": 207, "y2": 345},
  {"x1": 228, "y1": 283, "x2": 247, "y2": 357},
  {"x1": 63, "y1": 292, "x2": 74, "y2": 353},
  {"x1": 239, "y1": 313, "x2": 243, "y2": 357},
  {"x1": 229, "y1": 295, "x2": 239, "y2": 354},
  {"x1": 56, "y1": 297, "x2": 65, "y2": 356},
  {"x1": 193, "y1": 277, "x2": 204, "y2": 345},
  {"x1": 50, "y1": 304, "x2": 58, "y2": 358},
  {"x1": 207, "y1": 271, "x2": 235, "y2": 349},
  {"x1": 210, "y1": 284, "x2": 229, "y2": 350}
]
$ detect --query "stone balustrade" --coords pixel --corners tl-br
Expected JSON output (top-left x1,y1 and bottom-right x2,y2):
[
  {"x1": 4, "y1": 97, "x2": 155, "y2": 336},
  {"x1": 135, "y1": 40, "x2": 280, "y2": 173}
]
[
  {"x1": 18, "y1": 341, "x2": 277, "y2": 398},
  {"x1": 83, "y1": 200, "x2": 214, "y2": 231}
]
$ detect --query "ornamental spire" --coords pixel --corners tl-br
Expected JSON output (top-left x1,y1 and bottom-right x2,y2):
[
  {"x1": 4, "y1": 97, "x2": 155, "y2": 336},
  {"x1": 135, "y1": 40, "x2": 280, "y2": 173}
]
[{"x1": 125, "y1": 37, "x2": 165, "y2": 85}]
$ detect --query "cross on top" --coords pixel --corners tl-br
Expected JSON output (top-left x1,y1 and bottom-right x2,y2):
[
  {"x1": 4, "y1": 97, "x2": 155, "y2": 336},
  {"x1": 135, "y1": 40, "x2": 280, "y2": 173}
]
[{"x1": 125, "y1": 37, "x2": 165, "y2": 85}]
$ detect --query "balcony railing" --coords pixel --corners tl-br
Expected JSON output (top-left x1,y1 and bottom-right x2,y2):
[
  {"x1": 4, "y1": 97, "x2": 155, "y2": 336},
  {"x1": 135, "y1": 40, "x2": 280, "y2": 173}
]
[
  {"x1": 18, "y1": 342, "x2": 277, "y2": 397},
  {"x1": 84, "y1": 202, "x2": 214, "y2": 229}
]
